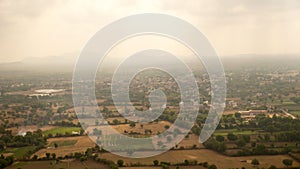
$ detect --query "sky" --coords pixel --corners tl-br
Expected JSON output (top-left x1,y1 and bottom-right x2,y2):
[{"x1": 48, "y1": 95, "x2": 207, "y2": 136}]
[{"x1": 0, "y1": 0, "x2": 300, "y2": 63}]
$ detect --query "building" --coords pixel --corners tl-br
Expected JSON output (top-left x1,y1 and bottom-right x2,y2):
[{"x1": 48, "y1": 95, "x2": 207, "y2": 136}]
[{"x1": 238, "y1": 110, "x2": 268, "y2": 119}]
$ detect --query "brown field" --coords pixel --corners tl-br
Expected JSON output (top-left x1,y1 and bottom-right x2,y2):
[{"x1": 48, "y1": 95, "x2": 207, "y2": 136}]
[
  {"x1": 33, "y1": 136, "x2": 95, "y2": 158},
  {"x1": 106, "y1": 117, "x2": 128, "y2": 123},
  {"x1": 8, "y1": 125, "x2": 57, "y2": 135},
  {"x1": 111, "y1": 121, "x2": 172, "y2": 135},
  {"x1": 6, "y1": 159, "x2": 110, "y2": 169},
  {"x1": 223, "y1": 110, "x2": 238, "y2": 115},
  {"x1": 122, "y1": 167, "x2": 205, "y2": 169},
  {"x1": 176, "y1": 134, "x2": 204, "y2": 149},
  {"x1": 100, "y1": 149, "x2": 300, "y2": 168}
]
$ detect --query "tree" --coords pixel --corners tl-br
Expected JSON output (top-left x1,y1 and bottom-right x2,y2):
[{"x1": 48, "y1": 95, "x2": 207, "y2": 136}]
[
  {"x1": 269, "y1": 165, "x2": 277, "y2": 169},
  {"x1": 54, "y1": 143, "x2": 58, "y2": 148},
  {"x1": 153, "y1": 160, "x2": 159, "y2": 166},
  {"x1": 282, "y1": 159, "x2": 293, "y2": 167},
  {"x1": 32, "y1": 155, "x2": 38, "y2": 160},
  {"x1": 117, "y1": 159, "x2": 124, "y2": 167},
  {"x1": 227, "y1": 133, "x2": 237, "y2": 141},
  {"x1": 251, "y1": 159, "x2": 259, "y2": 166},
  {"x1": 45, "y1": 153, "x2": 51, "y2": 159},
  {"x1": 208, "y1": 164, "x2": 217, "y2": 169},
  {"x1": 51, "y1": 153, "x2": 56, "y2": 159},
  {"x1": 216, "y1": 135, "x2": 224, "y2": 142},
  {"x1": 234, "y1": 112, "x2": 241, "y2": 118},
  {"x1": 202, "y1": 162, "x2": 208, "y2": 168},
  {"x1": 129, "y1": 122, "x2": 136, "y2": 128},
  {"x1": 113, "y1": 119, "x2": 120, "y2": 125},
  {"x1": 235, "y1": 139, "x2": 246, "y2": 148}
]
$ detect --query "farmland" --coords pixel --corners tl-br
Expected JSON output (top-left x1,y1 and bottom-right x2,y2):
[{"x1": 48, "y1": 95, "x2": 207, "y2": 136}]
[
  {"x1": 100, "y1": 149, "x2": 300, "y2": 168},
  {"x1": 33, "y1": 136, "x2": 95, "y2": 158},
  {"x1": 43, "y1": 127, "x2": 82, "y2": 136},
  {"x1": 1, "y1": 57, "x2": 300, "y2": 169},
  {"x1": 2, "y1": 146, "x2": 36, "y2": 159},
  {"x1": 6, "y1": 159, "x2": 110, "y2": 169}
]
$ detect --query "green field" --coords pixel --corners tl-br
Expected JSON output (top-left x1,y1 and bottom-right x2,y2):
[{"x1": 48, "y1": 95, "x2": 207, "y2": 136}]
[
  {"x1": 214, "y1": 129, "x2": 258, "y2": 136},
  {"x1": 5, "y1": 146, "x2": 36, "y2": 159},
  {"x1": 289, "y1": 111, "x2": 300, "y2": 117},
  {"x1": 281, "y1": 103, "x2": 300, "y2": 110},
  {"x1": 49, "y1": 140, "x2": 77, "y2": 147},
  {"x1": 43, "y1": 127, "x2": 81, "y2": 136},
  {"x1": 102, "y1": 134, "x2": 154, "y2": 151},
  {"x1": 6, "y1": 159, "x2": 110, "y2": 169}
]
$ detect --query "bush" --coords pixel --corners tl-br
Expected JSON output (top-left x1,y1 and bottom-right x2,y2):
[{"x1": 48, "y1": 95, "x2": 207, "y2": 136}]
[
  {"x1": 203, "y1": 162, "x2": 208, "y2": 168},
  {"x1": 216, "y1": 135, "x2": 225, "y2": 142},
  {"x1": 153, "y1": 160, "x2": 159, "y2": 166},
  {"x1": 117, "y1": 159, "x2": 124, "y2": 167},
  {"x1": 208, "y1": 164, "x2": 217, "y2": 169},
  {"x1": 227, "y1": 133, "x2": 238, "y2": 141},
  {"x1": 282, "y1": 159, "x2": 293, "y2": 167},
  {"x1": 269, "y1": 165, "x2": 277, "y2": 169},
  {"x1": 251, "y1": 159, "x2": 259, "y2": 166}
]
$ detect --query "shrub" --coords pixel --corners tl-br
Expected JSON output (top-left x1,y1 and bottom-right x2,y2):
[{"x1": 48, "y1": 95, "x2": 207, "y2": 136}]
[{"x1": 117, "y1": 159, "x2": 124, "y2": 167}]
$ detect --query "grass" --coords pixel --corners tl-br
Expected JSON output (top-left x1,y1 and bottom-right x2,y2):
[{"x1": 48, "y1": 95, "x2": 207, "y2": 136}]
[
  {"x1": 43, "y1": 127, "x2": 81, "y2": 136},
  {"x1": 289, "y1": 111, "x2": 300, "y2": 117},
  {"x1": 102, "y1": 134, "x2": 154, "y2": 151},
  {"x1": 214, "y1": 129, "x2": 257, "y2": 136},
  {"x1": 49, "y1": 140, "x2": 77, "y2": 147},
  {"x1": 6, "y1": 146, "x2": 36, "y2": 159},
  {"x1": 6, "y1": 159, "x2": 111, "y2": 169},
  {"x1": 280, "y1": 104, "x2": 300, "y2": 110},
  {"x1": 9, "y1": 161, "x2": 27, "y2": 168}
]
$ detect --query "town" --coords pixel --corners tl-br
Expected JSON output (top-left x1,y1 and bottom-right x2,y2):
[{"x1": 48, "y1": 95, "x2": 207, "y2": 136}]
[{"x1": 0, "y1": 56, "x2": 300, "y2": 169}]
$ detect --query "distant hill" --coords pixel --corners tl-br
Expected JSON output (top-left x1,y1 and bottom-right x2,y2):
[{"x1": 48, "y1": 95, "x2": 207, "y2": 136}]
[
  {"x1": 221, "y1": 54, "x2": 300, "y2": 71},
  {"x1": 0, "y1": 53, "x2": 76, "y2": 73},
  {"x1": 0, "y1": 53, "x2": 299, "y2": 74}
]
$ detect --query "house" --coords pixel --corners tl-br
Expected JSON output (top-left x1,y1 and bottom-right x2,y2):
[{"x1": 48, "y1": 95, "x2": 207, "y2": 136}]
[
  {"x1": 239, "y1": 110, "x2": 268, "y2": 119},
  {"x1": 71, "y1": 131, "x2": 80, "y2": 135},
  {"x1": 17, "y1": 129, "x2": 35, "y2": 136}
]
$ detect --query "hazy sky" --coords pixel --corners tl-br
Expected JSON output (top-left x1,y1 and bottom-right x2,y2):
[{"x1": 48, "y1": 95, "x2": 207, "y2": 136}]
[{"x1": 0, "y1": 0, "x2": 300, "y2": 63}]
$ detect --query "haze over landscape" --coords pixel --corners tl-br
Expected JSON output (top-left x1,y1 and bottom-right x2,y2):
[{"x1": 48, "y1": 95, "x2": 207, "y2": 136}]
[
  {"x1": 1, "y1": 1, "x2": 300, "y2": 169},
  {"x1": 1, "y1": 0, "x2": 300, "y2": 63}
]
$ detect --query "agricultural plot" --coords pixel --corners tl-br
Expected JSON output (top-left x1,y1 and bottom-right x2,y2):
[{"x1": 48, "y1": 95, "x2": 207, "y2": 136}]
[
  {"x1": 49, "y1": 140, "x2": 77, "y2": 147},
  {"x1": 289, "y1": 111, "x2": 300, "y2": 118},
  {"x1": 4, "y1": 146, "x2": 36, "y2": 159},
  {"x1": 100, "y1": 149, "x2": 300, "y2": 168},
  {"x1": 6, "y1": 159, "x2": 110, "y2": 169},
  {"x1": 101, "y1": 134, "x2": 155, "y2": 151},
  {"x1": 34, "y1": 136, "x2": 95, "y2": 158},
  {"x1": 43, "y1": 127, "x2": 81, "y2": 136},
  {"x1": 213, "y1": 129, "x2": 258, "y2": 136}
]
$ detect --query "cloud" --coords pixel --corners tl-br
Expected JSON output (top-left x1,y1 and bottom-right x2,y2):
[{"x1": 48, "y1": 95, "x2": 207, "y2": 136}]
[{"x1": 0, "y1": 0, "x2": 300, "y2": 63}]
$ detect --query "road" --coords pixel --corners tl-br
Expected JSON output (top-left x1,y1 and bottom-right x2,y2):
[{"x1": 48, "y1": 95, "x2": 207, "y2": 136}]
[{"x1": 281, "y1": 109, "x2": 297, "y2": 119}]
